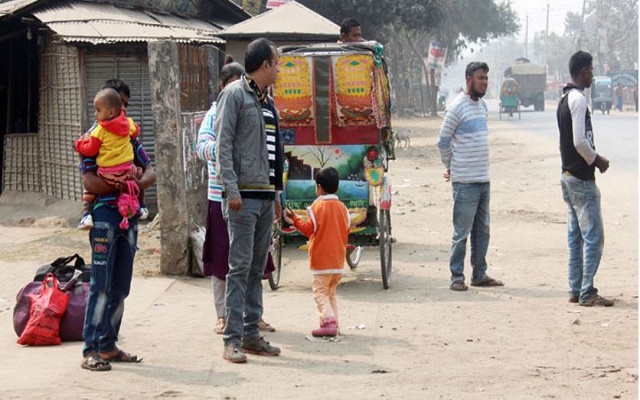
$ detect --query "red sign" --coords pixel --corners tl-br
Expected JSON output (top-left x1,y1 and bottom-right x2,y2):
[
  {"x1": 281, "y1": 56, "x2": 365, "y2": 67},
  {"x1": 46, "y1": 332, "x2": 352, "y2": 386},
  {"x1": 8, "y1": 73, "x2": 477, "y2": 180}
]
[{"x1": 267, "y1": 0, "x2": 291, "y2": 8}]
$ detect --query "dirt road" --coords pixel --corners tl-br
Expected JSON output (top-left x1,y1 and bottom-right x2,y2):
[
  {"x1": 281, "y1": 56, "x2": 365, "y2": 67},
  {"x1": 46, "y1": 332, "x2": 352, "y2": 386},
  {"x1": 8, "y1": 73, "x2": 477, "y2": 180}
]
[{"x1": 0, "y1": 115, "x2": 636, "y2": 399}]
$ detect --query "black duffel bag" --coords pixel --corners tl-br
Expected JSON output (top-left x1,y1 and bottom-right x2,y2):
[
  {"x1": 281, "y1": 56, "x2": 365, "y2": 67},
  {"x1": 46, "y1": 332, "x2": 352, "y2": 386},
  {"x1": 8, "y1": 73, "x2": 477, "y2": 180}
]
[{"x1": 14, "y1": 254, "x2": 92, "y2": 341}]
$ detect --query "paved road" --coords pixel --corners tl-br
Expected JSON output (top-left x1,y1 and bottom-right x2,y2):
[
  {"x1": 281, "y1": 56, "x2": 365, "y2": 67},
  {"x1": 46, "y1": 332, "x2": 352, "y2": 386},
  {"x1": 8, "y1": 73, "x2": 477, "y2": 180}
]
[{"x1": 486, "y1": 98, "x2": 638, "y2": 173}]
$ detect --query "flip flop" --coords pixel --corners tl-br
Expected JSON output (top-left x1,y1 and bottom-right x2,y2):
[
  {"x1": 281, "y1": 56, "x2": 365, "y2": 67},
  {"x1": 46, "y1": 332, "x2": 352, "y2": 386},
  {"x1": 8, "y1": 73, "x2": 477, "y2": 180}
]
[
  {"x1": 470, "y1": 276, "x2": 504, "y2": 287},
  {"x1": 100, "y1": 349, "x2": 143, "y2": 363},
  {"x1": 450, "y1": 281, "x2": 468, "y2": 291},
  {"x1": 81, "y1": 354, "x2": 111, "y2": 371}
]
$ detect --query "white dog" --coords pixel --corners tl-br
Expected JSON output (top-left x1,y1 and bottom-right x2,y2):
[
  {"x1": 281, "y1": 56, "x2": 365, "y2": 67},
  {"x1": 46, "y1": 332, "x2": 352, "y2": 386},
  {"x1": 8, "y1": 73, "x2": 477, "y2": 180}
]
[{"x1": 395, "y1": 129, "x2": 411, "y2": 148}]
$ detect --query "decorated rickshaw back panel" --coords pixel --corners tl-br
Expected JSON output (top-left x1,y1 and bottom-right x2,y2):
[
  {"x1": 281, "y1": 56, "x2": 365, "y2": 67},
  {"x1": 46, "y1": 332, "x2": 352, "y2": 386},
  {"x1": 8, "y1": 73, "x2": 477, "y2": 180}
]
[{"x1": 274, "y1": 46, "x2": 391, "y2": 229}]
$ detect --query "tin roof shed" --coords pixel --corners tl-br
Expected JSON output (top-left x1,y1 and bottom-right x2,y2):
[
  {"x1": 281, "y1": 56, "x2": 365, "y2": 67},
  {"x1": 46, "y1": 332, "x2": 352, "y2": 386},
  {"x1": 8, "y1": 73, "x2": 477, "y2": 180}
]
[{"x1": 219, "y1": 0, "x2": 340, "y2": 41}]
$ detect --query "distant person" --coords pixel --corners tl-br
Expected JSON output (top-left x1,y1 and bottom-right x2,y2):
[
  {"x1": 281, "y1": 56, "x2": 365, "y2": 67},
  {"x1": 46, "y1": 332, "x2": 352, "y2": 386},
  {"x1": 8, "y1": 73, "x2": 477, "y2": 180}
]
[
  {"x1": 285, "y1": 167, "x2": 350, "y2": 337},
  {"x1": 215, "y1": 38, "x2": 283, "y2": 363},
  {"x1": 195, "y1": 61, "x2": 276, "y2": 336},
  {"x1": 614, "y1": 83, "x2": 623, "y2": 111},
  {"x1": 556, "y1": 50, "x2": 613, "y2": 307},
  {"x1": 437, "y1": 61, "x2": 504, "y2": 292},
  {"x1": 339, "y1": 17, "x2": 363, "y2": 43}
]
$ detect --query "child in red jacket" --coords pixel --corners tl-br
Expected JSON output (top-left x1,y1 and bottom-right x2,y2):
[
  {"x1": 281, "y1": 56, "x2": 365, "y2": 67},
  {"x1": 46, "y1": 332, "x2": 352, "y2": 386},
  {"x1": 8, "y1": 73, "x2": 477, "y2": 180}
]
[
  {"x1": 74, "y1": 88, "x2": 141, "y2": 229},
  {"x1": 285, "y1": 167, "x2": 350, "y2": 337}
]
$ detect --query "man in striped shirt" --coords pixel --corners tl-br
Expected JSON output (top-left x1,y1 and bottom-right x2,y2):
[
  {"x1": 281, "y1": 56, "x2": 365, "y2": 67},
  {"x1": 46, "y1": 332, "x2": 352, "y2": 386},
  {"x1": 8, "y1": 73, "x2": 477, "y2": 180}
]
[{"x1": 437, "y1": 61, "x2": 504, "y2": 292}]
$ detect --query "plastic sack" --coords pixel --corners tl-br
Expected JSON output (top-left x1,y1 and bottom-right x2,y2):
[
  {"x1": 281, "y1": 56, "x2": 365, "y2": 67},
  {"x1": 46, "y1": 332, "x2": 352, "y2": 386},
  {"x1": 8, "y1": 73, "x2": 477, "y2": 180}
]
[
  {"x1": 17, "y1": 273, "x2": 69, "y2": 346},
  {"x1": 190, "y1": 224, "x2": 206, "y2": 277}
]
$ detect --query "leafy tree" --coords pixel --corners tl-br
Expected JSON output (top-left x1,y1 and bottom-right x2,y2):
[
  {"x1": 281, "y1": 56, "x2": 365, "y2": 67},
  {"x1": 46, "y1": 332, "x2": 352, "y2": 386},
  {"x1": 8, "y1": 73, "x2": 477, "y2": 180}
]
[
  {"x1": 557, "y1": 1, "x2": 638, "y2": 73},
  {"x1": 532, "y1": 31, "x2": 574, "y2": 81},
  {"x1": 298, "y1": 0, "x2": 519, "y2": 115}
]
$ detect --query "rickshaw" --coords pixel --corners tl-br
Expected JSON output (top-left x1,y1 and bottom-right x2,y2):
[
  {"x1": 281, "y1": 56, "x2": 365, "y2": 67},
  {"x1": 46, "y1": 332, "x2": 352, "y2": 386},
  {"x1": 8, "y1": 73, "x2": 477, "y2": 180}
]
[
  {"x1": 499, "y1": 77, "x2": 520, "y2": 120},
  {"x1": 269, "y1": 41, "x2": 394, "y2": 290},
  {"x1": 591, "y1": 76, "x2": 612, "y2": 114}
]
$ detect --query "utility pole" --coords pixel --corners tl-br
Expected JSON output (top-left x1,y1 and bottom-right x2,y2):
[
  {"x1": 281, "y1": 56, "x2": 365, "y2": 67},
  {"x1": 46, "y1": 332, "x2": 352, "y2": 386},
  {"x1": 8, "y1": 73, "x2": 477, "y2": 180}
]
[
  {"x1": 524, "y1": 14, "x2": 529, "y2": 58},
  {"x1": 545, "y1": 1, "x2": 550, "y2": 66},
  {"x1": 545, "y1": 2, "x2": 550, "y2": 38},
  {"x1": 578, "y1": 0, "x2": 587, "y2": 48}
]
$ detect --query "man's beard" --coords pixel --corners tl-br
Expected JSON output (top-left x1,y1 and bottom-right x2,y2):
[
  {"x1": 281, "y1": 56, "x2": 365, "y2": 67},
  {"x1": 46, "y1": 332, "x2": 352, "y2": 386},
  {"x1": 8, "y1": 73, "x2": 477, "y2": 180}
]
[{"x1": 470, "y1": 85, "x2": 486, "y2": 99}]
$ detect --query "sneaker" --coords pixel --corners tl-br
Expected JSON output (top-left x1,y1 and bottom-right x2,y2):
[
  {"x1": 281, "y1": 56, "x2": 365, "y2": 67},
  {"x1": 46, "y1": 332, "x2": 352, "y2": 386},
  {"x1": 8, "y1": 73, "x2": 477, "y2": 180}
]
[
  {"x1": 569, "y1": 294, "x2": 579, "y2": 304},
  {"x1": 139, "y1": 207, "x2": 149, "y2": 220},
  {"x1": 258, "y1": 318, "x2": 276, "y2": 332},
  {"x1": 77, "y1": 213, "x2": 94, "y2": 230},
  {"x1": 214, "y1": 317, "x2": 225, "y2": 335},
  {"x1": 579, "y1": 295, "x2": 614, "y2": 307},
  {"x1": 222, "y1": 343, "x2": 247, "y2": 363},
  {"x1": 311, "y1": 318, "x2": 338, "y2": 337},
  {"x1": 242, "y1": 336, "x2": 281, "y2": 356}
]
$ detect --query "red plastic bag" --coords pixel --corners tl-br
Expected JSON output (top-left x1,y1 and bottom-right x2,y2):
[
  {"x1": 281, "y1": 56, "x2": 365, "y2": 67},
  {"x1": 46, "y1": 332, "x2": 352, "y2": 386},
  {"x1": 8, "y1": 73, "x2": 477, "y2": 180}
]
[{"x1": 17, "y1": 273, "x2": 69, "y2": 346}]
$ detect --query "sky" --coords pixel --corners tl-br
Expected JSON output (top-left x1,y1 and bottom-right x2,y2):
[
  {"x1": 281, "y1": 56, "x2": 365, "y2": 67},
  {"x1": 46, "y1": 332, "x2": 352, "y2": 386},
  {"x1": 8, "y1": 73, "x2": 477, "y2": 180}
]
[{"x1": 509, "y1": 0, "x2": 586, "y2": 42}]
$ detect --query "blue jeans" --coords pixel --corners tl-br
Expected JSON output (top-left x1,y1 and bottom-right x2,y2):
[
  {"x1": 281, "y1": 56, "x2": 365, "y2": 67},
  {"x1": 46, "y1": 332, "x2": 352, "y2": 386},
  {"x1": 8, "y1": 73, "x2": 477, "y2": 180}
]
[
  {"x1": 450, "y1": 182, "x2": 491, "y2": 283},
  {"x1": 222, "y1": 198, "x2": 274, "y2": 345},
  {"x1": 561, "y1": 173, "x2": 604, "y2": 302},
  {"x1": 83, "y1": 206, "x2": 137, "y2": 357}
]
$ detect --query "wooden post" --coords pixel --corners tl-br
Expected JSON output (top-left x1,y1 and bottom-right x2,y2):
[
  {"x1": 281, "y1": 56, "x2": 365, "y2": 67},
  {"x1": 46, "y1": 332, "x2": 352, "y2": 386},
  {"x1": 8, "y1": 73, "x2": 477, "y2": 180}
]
[
  {"x1": 430, "y1": 68, "x2": 438, "y2": 117},
  {"x1": 148, "y1": 40, "x2": 189, "y2": 275}
]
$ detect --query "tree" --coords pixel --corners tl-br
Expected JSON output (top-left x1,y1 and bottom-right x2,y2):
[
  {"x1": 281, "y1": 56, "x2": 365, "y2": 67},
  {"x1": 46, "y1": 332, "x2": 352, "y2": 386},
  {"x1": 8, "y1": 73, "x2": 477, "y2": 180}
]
[
  {"x1": 532, "y1": 31, "x2": 574, "y2": 81},
  {"x1": 298, "y1": 0, "x2": 519, "y2": 115},
  {"x1": 564, "y1": 0, "x2": 638, "y2": 73}
]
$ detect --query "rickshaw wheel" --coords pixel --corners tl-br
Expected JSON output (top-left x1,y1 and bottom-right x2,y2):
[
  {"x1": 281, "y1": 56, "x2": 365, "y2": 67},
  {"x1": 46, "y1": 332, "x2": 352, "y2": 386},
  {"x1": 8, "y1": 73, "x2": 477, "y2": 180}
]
[
  {"x1": 268, "y1": 225, "x2": 282, "y2": 291},
  {"x1": 346, "y1": 245, "x2": 363, "y2": 269},
  {"x1": 379, "y1": 209, "x2": 392, "y2": 289}
]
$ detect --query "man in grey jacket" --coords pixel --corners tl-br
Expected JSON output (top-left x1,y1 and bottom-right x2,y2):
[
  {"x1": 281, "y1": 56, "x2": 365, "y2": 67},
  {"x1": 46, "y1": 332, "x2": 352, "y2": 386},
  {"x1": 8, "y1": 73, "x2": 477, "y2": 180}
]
[{"x1": 215, "y1": 38, "x2": 284, "y2": 363}]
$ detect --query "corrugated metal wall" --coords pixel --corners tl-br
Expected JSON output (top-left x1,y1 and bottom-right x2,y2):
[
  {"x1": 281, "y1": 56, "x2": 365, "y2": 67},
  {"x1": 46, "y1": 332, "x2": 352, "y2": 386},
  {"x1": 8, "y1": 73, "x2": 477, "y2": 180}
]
[
  {"x1": 39, "y1": 37, "x2": 84, "y2": 200},
  {"x1": 178, "y1": 44, "x2": 210, "y2": 112},
  {"x1": 82, "y1": 46, "x2": 157, "y2": 205}
]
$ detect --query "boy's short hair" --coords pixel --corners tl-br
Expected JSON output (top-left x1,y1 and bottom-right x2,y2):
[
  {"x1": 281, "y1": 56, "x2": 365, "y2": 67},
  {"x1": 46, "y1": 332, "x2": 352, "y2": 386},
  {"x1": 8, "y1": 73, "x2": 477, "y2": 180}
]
[
  {"x1": 315, "y1": 167, "x2": 340, "y2": 194},
  {"x1": 340, "y1": 18, "x2": 360, "y2": 35},
  {"x1": 569, "y1": 51, "x2": 593, "y2": 79},
  {"x1": 103, "y1": 79, "x2": 130, "y2": 98},
  {"x1": 96, "y1": 88, "x2": 122, "y2": 110}
]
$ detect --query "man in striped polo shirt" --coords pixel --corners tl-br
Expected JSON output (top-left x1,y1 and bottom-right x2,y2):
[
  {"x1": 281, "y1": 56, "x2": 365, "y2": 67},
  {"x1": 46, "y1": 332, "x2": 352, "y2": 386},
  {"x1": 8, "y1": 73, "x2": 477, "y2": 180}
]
[
  {"x1": 215, "y1": 38, "x2": 284, "y2": 362},
  {"x1": 437, "y1": 61, "x2": 504, "y2": 292}
]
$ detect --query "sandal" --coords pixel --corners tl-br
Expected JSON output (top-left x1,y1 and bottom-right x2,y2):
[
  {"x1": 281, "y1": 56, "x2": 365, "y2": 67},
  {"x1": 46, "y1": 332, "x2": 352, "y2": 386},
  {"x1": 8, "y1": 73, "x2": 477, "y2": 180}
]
[
  {"x1": 81, "y1": 354, "x2": 111, "y2": 371},
  {"x1": 470, "y1": 276, "x2": 504, "y2": 287},
  {"x1": 450, "y1": 281, "x2": 468, "y2": 291},
  {"x1": 99, "y1": 349, "x2": 142, "y2": 363},
  {"x1": 258, "y1": 318, "x2": 276, "y2": 332}
]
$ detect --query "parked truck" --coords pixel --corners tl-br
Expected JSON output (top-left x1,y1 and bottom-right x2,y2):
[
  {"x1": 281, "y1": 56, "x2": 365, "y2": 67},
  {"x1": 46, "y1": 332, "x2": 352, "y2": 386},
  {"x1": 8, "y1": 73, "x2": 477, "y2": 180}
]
[{"x1": 504, "y1": 58, "x2": 547, "y2": 111}]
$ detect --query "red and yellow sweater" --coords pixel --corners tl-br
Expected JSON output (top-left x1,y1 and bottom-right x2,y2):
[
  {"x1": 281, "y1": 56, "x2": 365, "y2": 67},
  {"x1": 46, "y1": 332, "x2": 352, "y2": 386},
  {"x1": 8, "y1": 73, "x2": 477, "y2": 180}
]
[
  {"x1": 74, "y1": 110, "x2": 139, "y2": 167},
  {"x1": 292, "y1": 194, "x2": 350, "y2": 274}
]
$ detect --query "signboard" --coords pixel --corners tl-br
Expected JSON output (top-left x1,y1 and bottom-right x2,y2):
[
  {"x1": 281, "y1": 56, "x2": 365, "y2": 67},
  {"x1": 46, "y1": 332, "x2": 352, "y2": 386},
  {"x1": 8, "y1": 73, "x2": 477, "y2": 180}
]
[
  {"x1": 266, "y1": 0, "x2": 291, "y2": 8},
  {"x1": 426, "y1": 41, "x2": 447, "y2": 70}
]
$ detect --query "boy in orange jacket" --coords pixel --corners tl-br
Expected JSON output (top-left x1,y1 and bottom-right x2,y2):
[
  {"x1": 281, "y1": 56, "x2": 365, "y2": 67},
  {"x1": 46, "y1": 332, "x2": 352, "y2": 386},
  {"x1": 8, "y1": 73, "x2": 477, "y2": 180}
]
[{"x1": 285, "y1": 167, "x2": 350, "y2": 337}]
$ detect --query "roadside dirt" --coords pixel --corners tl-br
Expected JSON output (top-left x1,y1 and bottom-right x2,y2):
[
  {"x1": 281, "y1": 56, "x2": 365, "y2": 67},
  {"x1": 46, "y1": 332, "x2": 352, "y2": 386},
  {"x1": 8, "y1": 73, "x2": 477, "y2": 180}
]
[{"x1": 0, "y1": 115, "x2": 636, "y2": 399}]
